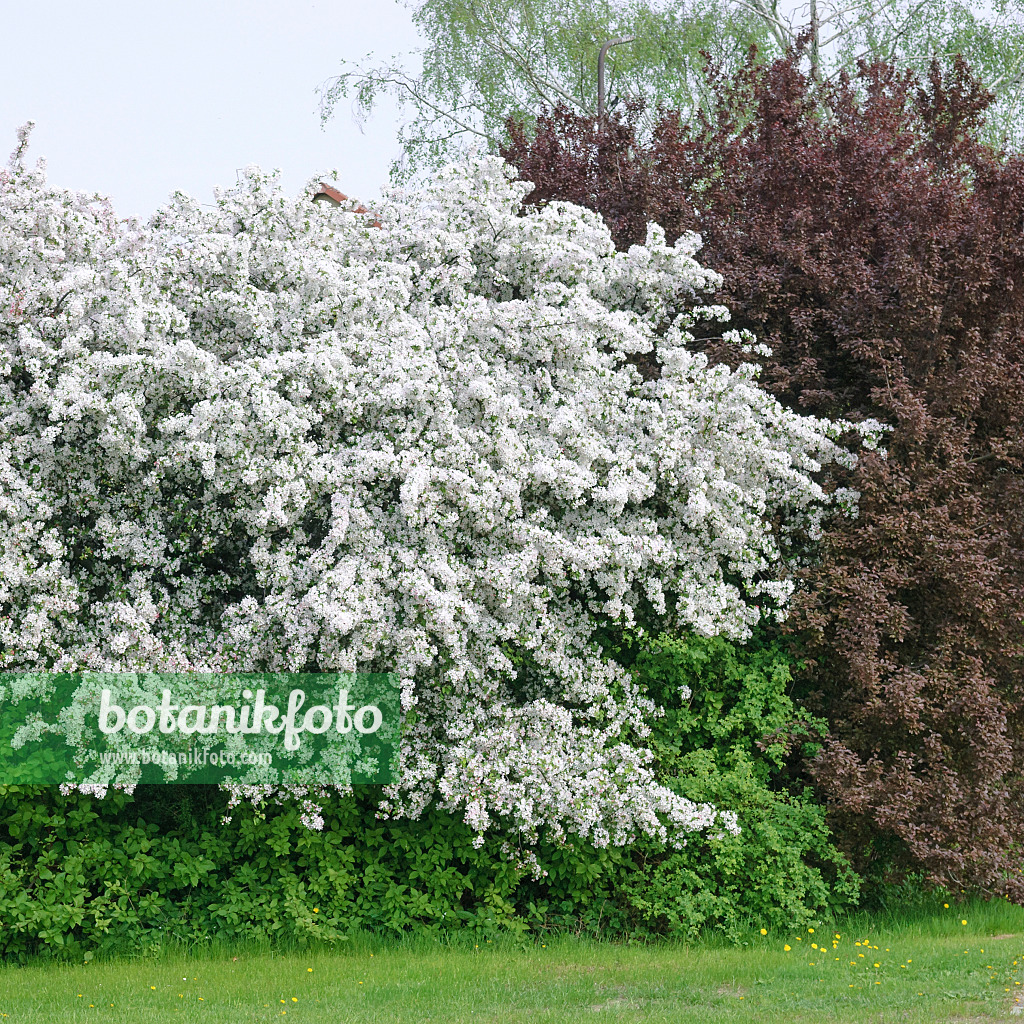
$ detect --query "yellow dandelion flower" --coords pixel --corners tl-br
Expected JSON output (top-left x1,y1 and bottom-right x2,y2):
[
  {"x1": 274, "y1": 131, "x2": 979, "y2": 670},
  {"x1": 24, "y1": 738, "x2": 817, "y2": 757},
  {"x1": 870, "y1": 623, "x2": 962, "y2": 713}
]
[
  {"x1": 784, "y1": 944, "x2": 791, "y2": 951},
  {"x1": 760, "y1": 928, "x2": 767, "y2": 935}
]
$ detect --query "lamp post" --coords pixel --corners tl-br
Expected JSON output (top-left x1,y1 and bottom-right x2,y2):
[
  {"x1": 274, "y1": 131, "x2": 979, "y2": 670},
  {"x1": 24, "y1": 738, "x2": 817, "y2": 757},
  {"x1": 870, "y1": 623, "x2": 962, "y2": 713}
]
[{"x1": 597, "y1": 36, "x2": 636, "y2": 119}]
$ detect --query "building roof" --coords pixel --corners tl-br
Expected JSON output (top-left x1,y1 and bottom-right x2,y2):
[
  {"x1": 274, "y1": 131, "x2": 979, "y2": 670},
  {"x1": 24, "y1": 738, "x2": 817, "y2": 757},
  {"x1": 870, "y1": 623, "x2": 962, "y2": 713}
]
[{"x1": 312, "y1": 182, "x2": 381, "y2": 227}]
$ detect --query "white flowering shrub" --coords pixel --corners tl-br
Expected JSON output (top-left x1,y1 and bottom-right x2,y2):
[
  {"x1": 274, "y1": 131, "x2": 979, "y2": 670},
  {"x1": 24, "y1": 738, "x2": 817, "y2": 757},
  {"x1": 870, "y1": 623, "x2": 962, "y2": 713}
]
[{"x1": 0, "y1": 125, "x2": 880, "y2": 848}]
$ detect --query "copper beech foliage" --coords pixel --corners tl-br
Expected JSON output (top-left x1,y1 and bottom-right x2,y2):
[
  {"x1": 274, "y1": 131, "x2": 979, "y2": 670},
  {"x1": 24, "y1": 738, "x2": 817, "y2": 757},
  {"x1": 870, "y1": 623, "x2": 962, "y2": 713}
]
[{"x1": 502, "y1": 54, "x2": 1024, "y2": 895}]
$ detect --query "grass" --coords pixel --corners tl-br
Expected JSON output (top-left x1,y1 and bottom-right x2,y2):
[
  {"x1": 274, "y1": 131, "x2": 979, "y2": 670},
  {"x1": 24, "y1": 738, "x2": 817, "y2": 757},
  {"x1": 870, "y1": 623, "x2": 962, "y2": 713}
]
[{"x1": 4, "y1": 900, "x2": 1024, "y2": 1022}]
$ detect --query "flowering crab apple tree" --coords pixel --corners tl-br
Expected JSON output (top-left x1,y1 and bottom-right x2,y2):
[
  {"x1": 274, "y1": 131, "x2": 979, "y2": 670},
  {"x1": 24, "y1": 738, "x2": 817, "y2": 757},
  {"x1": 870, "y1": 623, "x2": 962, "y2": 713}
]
[{"x1": 0, "y1": 125, "x2": 882, "y2": 847}]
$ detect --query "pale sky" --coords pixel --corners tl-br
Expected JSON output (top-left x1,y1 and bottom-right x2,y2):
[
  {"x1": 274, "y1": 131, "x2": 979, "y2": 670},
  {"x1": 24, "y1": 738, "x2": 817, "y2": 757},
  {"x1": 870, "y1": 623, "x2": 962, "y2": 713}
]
[
  {"x1": 3, "y1": 0, "x2": 839, "y2": 221},
  {"x1": 1, "y1": 0, "x2": 421, "y2": 219}
]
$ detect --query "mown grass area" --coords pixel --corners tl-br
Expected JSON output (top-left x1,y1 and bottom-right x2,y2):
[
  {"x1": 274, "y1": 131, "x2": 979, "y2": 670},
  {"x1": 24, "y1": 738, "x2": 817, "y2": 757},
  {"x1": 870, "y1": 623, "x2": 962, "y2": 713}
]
[{"x1": 4, "y1": 900, "x2": 1024, "y2": 1022}]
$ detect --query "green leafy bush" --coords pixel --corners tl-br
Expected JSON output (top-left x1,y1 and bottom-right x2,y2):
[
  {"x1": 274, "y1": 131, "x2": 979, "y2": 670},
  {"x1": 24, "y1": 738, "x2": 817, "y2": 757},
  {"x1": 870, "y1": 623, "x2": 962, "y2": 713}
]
[
  {"x1": 0, "y1": 785, "x2": 531, "y2": 962},
  {"x1": 610, "y1": 630, "x2": 860, "y2": 936},
  {"x1": 0, "y1": 632, "x2": 859, "y2": 960}
]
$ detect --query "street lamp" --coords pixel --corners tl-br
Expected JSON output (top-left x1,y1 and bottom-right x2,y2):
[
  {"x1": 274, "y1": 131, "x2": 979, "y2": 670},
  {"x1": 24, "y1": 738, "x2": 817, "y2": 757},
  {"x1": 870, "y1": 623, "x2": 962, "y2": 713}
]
[{"x1": 597, "y1": 37, "x2": 636, "y2": 119}]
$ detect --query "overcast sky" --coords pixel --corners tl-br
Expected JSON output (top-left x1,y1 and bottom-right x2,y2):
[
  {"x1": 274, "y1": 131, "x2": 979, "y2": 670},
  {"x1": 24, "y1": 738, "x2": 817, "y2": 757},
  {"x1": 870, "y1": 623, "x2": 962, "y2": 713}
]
[
  {"x1": 3, "y1": 1, "x2": 835, "y2": 220},
  {"x1": 1, "y1": 0, "x2": 421, "y2": 218}
]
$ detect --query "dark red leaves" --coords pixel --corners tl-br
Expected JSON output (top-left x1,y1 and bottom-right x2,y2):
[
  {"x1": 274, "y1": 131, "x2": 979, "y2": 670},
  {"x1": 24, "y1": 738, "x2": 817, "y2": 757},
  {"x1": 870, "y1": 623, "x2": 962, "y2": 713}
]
[{"x1": 502, "y1": 53, "x2": 1024, "y2": 895}]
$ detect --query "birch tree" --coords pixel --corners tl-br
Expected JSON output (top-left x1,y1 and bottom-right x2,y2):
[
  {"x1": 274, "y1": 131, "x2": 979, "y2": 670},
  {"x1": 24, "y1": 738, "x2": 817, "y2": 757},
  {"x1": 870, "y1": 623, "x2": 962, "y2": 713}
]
[{"x1": 319, "y1": 0, "x2": 1024, "y2": 176}]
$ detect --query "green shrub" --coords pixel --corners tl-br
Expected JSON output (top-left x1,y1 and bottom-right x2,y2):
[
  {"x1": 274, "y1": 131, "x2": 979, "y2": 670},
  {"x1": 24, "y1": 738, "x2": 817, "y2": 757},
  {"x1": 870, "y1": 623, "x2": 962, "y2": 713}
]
[
  {"x1": 0, "y1": 785, "x2": 530, "y2": 961},
  {"x1": 0, "y1": 631, "x2": 859, "y2": 959},
  {"x1": 612, "y1": 630, "x2": 860, "y2": 936}
]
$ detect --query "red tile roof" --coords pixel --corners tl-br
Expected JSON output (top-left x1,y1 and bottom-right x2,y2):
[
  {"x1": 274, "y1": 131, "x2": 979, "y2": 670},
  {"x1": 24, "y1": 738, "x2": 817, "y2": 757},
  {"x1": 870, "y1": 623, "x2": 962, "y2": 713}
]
[
  {"x1": 312, "y1": 183, "x2": 347, "y2": 206},
  {"x1": 312, "y1": 182, "x2": 381, "y2": 227}
]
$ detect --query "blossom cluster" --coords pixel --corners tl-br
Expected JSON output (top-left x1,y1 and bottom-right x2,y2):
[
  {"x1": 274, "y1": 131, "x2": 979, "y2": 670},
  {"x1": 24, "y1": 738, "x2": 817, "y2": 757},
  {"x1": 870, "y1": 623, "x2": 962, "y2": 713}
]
[{"x1": 0, "y1": 125, "x2": 879, "y2": 846}]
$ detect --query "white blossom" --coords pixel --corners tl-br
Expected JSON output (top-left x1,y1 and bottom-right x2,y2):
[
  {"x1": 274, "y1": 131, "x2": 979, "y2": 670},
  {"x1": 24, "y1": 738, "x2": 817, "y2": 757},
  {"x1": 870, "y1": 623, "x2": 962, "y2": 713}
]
[{"x1": 0, "y1": 131, "x2": 881, "y2": 848}]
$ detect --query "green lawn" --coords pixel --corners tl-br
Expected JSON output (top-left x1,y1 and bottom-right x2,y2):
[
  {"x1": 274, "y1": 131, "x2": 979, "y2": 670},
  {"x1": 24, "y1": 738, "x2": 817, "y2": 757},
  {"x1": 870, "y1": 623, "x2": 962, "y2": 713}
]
[{"x1": 4, "y1": 901, "x2": 1024, "y2": 1022}]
